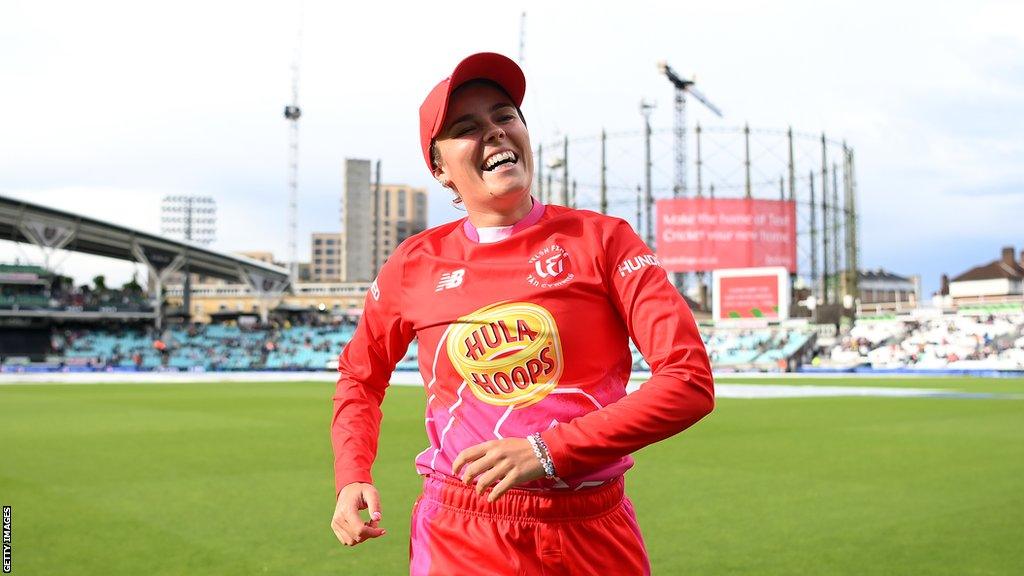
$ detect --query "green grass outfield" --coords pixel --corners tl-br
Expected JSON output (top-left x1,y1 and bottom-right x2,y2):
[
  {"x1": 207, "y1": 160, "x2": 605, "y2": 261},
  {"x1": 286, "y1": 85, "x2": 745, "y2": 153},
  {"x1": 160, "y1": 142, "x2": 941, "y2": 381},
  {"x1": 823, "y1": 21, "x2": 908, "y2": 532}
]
[{"x1": 1, "y1": 376, "x2": 1022, "y2": 575}]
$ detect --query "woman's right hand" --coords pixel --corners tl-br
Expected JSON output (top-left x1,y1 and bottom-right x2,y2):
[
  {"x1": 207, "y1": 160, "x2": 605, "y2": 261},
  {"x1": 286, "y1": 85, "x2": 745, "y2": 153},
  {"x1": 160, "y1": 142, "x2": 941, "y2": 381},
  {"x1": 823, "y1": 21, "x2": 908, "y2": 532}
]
[{"x1": 331, "y1": 482, "x2": 387, "y2": 546}]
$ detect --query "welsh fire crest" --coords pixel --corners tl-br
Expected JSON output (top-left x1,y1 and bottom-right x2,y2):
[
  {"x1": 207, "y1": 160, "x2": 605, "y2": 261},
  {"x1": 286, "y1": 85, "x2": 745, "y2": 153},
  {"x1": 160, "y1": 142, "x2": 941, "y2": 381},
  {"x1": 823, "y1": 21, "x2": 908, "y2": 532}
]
[{"x1": 526, "y1": 244, "x2": 575, "y2": 288}]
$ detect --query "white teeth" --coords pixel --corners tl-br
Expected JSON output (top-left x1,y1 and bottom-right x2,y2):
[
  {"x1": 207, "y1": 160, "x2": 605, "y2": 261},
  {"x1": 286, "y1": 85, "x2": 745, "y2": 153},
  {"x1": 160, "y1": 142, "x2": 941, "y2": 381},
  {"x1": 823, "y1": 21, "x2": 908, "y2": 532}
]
[{"x1": 484, "y1": 151, "x2": 517, "y2": 170}]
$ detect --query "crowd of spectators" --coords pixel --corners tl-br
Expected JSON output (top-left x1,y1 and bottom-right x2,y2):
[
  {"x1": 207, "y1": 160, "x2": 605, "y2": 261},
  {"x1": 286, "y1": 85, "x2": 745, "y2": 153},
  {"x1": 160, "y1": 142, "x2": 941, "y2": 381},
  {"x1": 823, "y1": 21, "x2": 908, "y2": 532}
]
[
  {"x1": 0, "y1": 265, "x2": 151, "y2": 312},
  {"x1": 34, "y1": 318, "x2": 816, "y2": 373},
  {"x1": 14, "y1": 309, "x2": 1024, "y2": 373},
  {"x1": 48, "y1": 280, "x2": 151, "y2": 312},
  {"x1": 45, "y1": 317, "x2": 361, "y2": 371},
  {"x1": 826, "y1": 312, "x2": 1024, "y2": 370}
]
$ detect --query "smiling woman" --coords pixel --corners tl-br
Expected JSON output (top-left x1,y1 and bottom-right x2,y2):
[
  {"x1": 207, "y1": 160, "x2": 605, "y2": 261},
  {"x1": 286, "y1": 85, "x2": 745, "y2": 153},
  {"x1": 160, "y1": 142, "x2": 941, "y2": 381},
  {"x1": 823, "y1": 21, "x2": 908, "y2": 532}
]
[
  {"x1": 330, "y1": 52, "x2": 715, "y2": 576},
  {"x1": 430, "y1": 80, "x2": 534, "y2": 224},
  {"x1": 431, "y1": 87, "x2": 531, "y2": 223}
]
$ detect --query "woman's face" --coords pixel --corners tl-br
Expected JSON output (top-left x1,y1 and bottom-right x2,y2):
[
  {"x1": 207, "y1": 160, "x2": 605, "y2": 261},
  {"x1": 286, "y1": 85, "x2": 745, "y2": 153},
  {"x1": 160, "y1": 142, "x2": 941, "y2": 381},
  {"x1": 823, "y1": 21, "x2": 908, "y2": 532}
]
[{"x1": 433, "y1": 82, "x2": 533, "y2": 209}]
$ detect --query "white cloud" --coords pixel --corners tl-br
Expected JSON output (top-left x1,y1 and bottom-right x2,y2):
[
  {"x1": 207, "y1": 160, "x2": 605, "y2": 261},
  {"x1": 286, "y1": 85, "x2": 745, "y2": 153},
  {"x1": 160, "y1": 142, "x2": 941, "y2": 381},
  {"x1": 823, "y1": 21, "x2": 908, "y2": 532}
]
[{"x1": 0, "y1": 0, "x2": 1020, "y2": 297}]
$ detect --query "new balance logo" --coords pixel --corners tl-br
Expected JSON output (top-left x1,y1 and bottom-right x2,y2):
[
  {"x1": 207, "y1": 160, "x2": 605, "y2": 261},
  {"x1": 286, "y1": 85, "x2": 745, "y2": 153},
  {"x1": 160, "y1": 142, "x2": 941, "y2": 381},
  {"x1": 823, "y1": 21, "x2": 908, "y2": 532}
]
[{"x1": 435, "y1": 269, "x2": 465, "y2": 292}]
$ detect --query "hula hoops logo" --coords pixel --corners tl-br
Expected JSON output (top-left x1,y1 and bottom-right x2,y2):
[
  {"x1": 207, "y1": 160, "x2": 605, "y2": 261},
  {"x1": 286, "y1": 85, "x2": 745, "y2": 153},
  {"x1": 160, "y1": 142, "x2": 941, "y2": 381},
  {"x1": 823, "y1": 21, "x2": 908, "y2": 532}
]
[{"x1": 446, "y1": 302, "x2": 562, "y2": 409}]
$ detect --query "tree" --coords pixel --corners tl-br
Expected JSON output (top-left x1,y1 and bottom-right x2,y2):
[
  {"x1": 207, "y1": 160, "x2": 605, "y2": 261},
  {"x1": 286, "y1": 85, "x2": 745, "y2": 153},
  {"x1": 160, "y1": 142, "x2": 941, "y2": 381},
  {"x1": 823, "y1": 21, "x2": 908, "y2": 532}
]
[
  {"x1": 92, "y1": 275, "x2": 107, "y2": 292},
  {"x1": 121, "y1": 273, "x2": 143, "y2": 294},
  {"x1": 49, "y1": 274, "x2": 74, "y2": 295}
]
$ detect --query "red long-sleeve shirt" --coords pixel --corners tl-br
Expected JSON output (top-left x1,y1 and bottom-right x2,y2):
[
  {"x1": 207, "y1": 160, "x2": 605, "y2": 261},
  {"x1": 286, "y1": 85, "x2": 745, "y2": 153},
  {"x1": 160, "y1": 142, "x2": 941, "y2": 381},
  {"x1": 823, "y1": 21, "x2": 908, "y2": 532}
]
[{"x1": 332, "y1": 200, "x2": 714, "y2": 496}]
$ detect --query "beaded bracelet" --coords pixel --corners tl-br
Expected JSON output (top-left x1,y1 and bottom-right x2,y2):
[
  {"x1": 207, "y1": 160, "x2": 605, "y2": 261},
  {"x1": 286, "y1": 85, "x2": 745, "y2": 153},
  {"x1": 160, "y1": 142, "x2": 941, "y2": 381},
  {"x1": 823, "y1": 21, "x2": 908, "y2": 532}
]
[{"x1": 527, "y1": 433, "x2": 557, "y2": 479}]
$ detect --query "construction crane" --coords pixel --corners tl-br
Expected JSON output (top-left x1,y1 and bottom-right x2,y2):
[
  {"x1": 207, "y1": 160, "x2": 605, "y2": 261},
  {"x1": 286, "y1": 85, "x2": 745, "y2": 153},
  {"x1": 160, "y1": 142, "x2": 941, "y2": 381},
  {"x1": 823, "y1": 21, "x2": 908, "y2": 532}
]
[
  {"x1": 658, "y1": 61, "x2": 722, "y2": 304},
  {"x1": 657, "y1": 61, "x2": 723, "y2": 198}
]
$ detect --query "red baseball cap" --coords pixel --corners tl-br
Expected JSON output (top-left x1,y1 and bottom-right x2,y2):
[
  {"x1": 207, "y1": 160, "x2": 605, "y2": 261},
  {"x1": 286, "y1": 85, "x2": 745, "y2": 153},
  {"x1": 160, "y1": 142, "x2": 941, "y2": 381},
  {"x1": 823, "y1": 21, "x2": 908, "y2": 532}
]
[{"x1": 419, "y1": 52, "x2": 526, "y2": 173}]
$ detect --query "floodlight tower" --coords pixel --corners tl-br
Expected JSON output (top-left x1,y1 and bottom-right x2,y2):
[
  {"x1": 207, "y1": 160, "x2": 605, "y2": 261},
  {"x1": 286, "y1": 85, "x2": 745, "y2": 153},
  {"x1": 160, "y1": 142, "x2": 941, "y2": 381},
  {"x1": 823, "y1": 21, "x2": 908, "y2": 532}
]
[
  {"x1": 640, "y1": 99, "x2": 656, "y2": 248},
  {"x1": 161, "y1": 196, "x2": 217, "y2": 246},
  {"x1": 283, "y1": 24, "x2": 303, "y2": 286},
  {"x1": 161, "y1": 195, "x2": 216, "y2": 321}
]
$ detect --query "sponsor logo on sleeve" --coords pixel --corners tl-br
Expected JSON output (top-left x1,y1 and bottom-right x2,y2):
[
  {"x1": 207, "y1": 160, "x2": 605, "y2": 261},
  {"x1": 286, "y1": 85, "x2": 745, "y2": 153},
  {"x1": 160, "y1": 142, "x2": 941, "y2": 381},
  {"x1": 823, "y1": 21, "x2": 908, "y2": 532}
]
[
  {"x1": 370, "y1": 279, "x2": 381, "y2": 301},
  {"x1": 618, "y1": 254, "x2": 662, "y2": 277},
  {"x1": 526, "y1": 244, "x2": 574, "y2": 288},
  {"x1": 445, "y1": 302, "x2": 562, "y2": 409}
]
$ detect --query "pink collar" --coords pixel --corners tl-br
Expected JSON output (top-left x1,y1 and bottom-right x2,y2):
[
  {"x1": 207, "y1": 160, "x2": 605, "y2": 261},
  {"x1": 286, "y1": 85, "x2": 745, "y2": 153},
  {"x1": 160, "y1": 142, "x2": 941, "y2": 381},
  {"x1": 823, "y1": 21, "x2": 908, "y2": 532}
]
[{"x1": 462, "y1": 196, "x2": 544, "y2": 243}]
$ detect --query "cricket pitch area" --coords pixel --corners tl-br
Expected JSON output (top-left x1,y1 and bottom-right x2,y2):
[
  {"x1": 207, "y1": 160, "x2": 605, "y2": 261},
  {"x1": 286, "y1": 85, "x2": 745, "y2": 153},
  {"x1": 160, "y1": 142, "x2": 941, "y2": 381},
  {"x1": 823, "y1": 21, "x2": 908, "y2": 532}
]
[{"x1": 1, "y1": 374, "x2": 1021, "y2": 575}]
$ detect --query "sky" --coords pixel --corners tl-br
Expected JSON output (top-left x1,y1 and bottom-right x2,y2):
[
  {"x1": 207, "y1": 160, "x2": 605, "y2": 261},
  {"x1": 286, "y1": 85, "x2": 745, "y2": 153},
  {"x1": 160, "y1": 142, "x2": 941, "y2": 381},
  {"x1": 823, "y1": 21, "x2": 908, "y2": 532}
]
[{"x1": 1, "y1": 0, "x2": 1021, "y2": 297}]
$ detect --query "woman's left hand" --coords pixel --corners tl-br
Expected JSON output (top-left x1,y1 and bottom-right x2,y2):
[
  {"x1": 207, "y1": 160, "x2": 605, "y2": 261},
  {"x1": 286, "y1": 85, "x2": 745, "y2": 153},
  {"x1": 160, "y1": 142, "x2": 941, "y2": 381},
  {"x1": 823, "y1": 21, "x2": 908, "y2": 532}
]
[{"x1": 452, "y1": 438, "x2": 546, "y2": 502}]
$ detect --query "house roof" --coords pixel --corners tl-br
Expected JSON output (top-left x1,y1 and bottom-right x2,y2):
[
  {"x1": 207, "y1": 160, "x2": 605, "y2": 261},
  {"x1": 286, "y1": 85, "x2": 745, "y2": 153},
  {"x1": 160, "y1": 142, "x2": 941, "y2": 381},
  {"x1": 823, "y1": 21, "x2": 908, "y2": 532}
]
[
  {"x1": 951, "y1": 259, "x2": 1024, "y2": 282},
  {"x1": 859, "y1": 268, "x2": 912, "y2": 282}
]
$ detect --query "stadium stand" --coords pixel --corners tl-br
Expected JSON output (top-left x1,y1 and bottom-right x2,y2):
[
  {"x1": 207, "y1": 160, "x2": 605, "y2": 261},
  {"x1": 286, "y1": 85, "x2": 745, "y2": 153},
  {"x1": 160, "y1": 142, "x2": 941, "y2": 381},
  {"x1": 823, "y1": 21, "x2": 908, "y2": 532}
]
[
  {"x1": 631, "y1": 325, "x2": 815, "y2": 373},
  {"x1": 5, "y1": 302, "x2": 1021, "y2": 374},
  {"x1": 4, "y1": 321, "x2": 814, "y2": 373},
  {"x1": 0, "y1": 264, "x2": 152, "y2": 314},
  {"x1": 826, "y1": 309, "x2": 1024, "y2": 370},
  {"x1": 5, "y1": 264, "x2": 1017, "y2": 374},
  {"x1": 49, "y1": 322, "x2": 370, "y2": 372}
]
